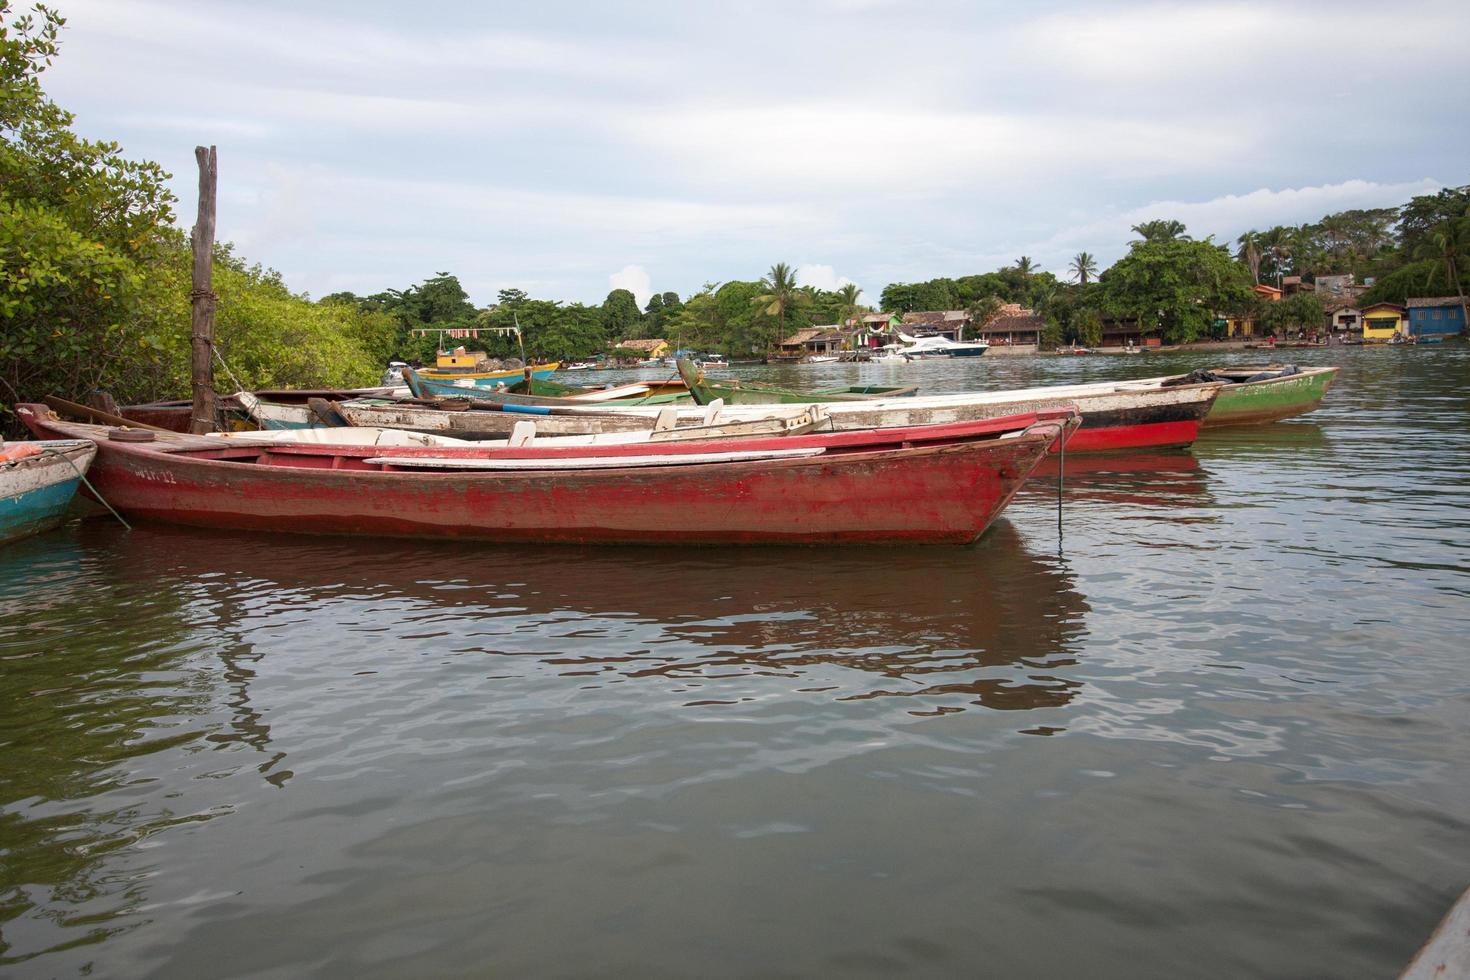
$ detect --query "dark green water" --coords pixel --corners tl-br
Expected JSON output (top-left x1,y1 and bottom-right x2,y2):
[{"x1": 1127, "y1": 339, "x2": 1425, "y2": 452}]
[{"x1": 2, "y1": 347, "x2": 1468, "y2": 978}]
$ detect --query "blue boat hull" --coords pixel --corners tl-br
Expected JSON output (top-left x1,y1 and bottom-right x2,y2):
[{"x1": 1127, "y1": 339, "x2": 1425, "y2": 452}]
[
  {"x1": 1, "y1": 441, "x2": 96, "y2": 545},
  {"x1": 0, "y1": 478, "x2": 81, "y2": 544}
]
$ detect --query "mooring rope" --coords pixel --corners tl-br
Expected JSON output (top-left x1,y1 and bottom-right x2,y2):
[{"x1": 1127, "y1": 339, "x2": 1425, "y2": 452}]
[
  {"x1": 39, "y1": 445, "x2": 131, "y2": 531},
  {"x1": 1057, "y1": 421, "x2": 1066, "y2": 545}
]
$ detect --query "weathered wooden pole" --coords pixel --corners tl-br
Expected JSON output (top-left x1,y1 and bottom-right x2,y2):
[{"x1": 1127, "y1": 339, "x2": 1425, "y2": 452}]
[{"x1": 188, "y1": 145, "x2": 218, "y2": 434}]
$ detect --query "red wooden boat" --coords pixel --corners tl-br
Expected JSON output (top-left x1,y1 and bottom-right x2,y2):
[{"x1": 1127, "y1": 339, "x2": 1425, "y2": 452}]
[{"x1": 16, "y1": 405, "x2": 1079, "y2": 546}]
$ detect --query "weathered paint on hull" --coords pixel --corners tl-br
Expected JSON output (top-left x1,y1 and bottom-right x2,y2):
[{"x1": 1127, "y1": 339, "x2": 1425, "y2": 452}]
[
  {"x1": 19, "y1": 410, "x2": 1072, "y2": 546},
  {"x1": 803, "y1": 389, "x2": 1215, "y2": 453},
  {"x1": 340, "y1": 403, "x2": 662, "y2": 437},
  {"x1": 0, "y1": 442, "x2": 96, "y2": 546},
  {"x1": 342, "y1": 385, "x2": 1217, "y2": 453},
  {"x1": 1203, "y1": 369, "x2": 1338, "y2": 427}
]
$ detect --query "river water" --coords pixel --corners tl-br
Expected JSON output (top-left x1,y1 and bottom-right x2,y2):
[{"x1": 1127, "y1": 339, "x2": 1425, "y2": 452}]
[{"x1": 2, "y1": 347, "x2": 1468, "y2": 978}]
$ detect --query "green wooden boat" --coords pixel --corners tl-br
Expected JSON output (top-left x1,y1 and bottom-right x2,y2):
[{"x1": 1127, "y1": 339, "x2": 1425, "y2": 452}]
[
  {"x1": 676, "y1": 359, "x2": 917, "y2": 405},
  {"x1": 1165, "y1": 365, "x2": 1339, "y2": 427}
]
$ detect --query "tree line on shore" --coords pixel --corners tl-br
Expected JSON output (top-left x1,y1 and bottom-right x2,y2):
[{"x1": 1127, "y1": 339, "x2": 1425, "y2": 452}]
[{"x1": 3, "y1": 0, "x2": 1468, "y2": 428}]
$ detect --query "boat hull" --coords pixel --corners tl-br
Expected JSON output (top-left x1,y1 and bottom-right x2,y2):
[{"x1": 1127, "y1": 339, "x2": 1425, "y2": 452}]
[
  {"x1": 1204, "y1": 367, "x2": 1337, "y2": 427},
  {"x1": 18, "y1": 408, "x2": 1073, "y2": 546},
  {"x1": 0, "y1": 441, "x2": 97, "y2": 545},
  {"x1": 413, "y1": 364, "x2": 561, "y2": 398},
  {"x1": 345, "y1": 383, "x2": 1218, "y2": 452}
]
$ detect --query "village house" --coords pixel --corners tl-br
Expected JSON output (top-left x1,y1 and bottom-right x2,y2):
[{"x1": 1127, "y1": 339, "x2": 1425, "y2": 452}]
[
  {"x1": 1097, "y1": 315, "x2": 1162, "y2": 348},
  {"x1": 776, "y1": 325, "x2": 855, "y2": 358},
  {"x1": 1360, "y1": 302, "x2": 1407, "y2": 342},
  {"x1": 1314, "y1": 274, "x2": 1369, "y2": 303},
  {"x1": 977, "y1": 307, "x2": 1046, "y2": 346},
  {"x1": 849, "y1": 313, "x2": 901, "y2": 348},
  {"x1": 1326, "y1": 302, "x2": 1362, "y2": 336},
  {"x1": 614, "y1": 338, "x2": 670, "y2": 359},
  {"x1": 1406, "y1": 297, "x2": 1467, "y2": 338},
  {"x1": 1218, "y1": 284, "x2": 1284, "y2": 337},
  {"x1": 1220, "y1": 312, "x2": 1255, "y2": 338}
]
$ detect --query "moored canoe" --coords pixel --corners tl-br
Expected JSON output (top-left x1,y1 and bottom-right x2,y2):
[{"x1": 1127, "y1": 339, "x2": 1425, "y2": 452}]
[
  {"x1": 0, "y1": 440, "x2": 97, "y2": 545},
  {"x1": 16, "y1": 404, "x2": 1077, "y2": 546},
  {"x1": 1191, "y1": 366, "x2": 1338, "y2": 427}
]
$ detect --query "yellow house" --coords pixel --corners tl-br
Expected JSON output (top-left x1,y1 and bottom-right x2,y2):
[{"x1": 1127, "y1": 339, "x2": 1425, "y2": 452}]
[
  {"x1": 1221, "y1": 313, "x2": 1256, "y2": 338},
  {"x1": 1360, "y1": 302, "x2": 1407, "y2": 341},
  {"x1": 616, "y1": 338, "x2": 670, "y2": 358}
]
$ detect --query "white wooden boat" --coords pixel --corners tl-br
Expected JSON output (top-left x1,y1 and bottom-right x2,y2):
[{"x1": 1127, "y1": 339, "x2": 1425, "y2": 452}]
[
  {"x1": 223, "y1": 405, "x2": 830, "y2": 448},
  {"x1": 328, "y1": 376, "x2": 1220, "y2": 453}
]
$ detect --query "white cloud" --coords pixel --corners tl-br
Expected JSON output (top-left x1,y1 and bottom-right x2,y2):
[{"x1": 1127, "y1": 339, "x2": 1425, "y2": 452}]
[
  {"x1": 796, "y1": 264, "x2": 862, "y2": 302},
  {"x1": 58, "y1": 0, "x2": 663, "y2": 82},
  {"x1": 620, "y1": 103, "x2": 1246, "y2": 195},
  {"x1": 1012, "y1": 3, "x2": 1469, "y2": 83},
  {"x1": 35, "y1": 0, "x2": 1470, "y2": 306},
  {"x1": 609, "y1": 265, "x2": 653, "y2": 308}
]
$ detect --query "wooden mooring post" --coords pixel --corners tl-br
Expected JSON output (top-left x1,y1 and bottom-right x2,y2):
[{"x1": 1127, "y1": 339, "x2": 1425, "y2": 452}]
[{"x1": 189, "y1": 145, "x2": 218, "y2": 434}]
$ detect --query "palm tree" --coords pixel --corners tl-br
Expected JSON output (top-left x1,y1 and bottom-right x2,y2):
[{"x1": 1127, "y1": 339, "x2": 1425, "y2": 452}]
[
  {"x1": 966, "y1": 295, "x2": 1002, "y2": 332},
  {"x1": 1260, "y1": 227, "x2": 1294, "y2": 287},
  {"x1": 1014, "y1": 256, "x2": 1038, "y2": 280},
  {"x1": 1069, "y1": 252, "x2": 1098, "y2": 285},
  {"x1": 1130, "y1": 219, "x2": 1189, "y2": 244},
  {"x1": 835, "y1": 282, "x2": 865, "y2": 325},
  {"x1": 1236, "y1": 231, "x2": 1263, "y2": 284},
  {"x1": 752, "y1": 262, "x2": 811, "y2": 346}
]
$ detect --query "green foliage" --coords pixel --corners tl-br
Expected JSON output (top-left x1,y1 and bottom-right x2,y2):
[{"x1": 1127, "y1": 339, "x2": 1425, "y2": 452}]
[
  {"x1": 751, "y1": 263, "x2": 811, "y2": 351},
  {"x1": 473, "y1": 298, "x2": 606, "y2": 360},
  {"x1": 1130, "y1": 219, "x2": 1189, "y2": 244},
  {"x1": 1260, "y1": 292, "x2": 1325, "y2": 334},
  {"x1": 1397, "y1": 185, "x2": 1470, "y2": 259},
  {"x1": 206, "y1": 251, "x2": 396, "y2": 391},
  {"x1": 1070, "y1": 308, "x2": 1103, "y2": 347},
  {"x1": 1069, "y1": 252, "x2": 1098, "y2": 285},
  {"x1": 881, "y1": 278, "x2": 956, "y2": 312},
  {"x1": 713, "y1": 280, "x2": 764, "y2": 353},
  {"x1": 1099, "y1": 240, "x2": 1252, "y2": 344},
  {"x1": 0, "y1": 196, "x2": 156, "y2": 404},
  {"x1": 885, "y1": 268, "x2": 1059, "y2": 315},
  {"x1": 1359, "y1": 259, "x2": 1469, "y2": 306},
  {"x1": 601, "y1": 288, "x2": 642, "y2": 340},
  {"x1": 0, "y1": 1, "x2": 396, "y2": 421},
  {"x1": 665, "y1": 284, "x2": 724, "y2": 352}
]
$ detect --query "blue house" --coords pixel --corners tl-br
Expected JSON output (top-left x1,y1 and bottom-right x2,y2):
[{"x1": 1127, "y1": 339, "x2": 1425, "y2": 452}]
[{"x1": 1405, "y1": 297, "x2": 1466, "y2": 337}]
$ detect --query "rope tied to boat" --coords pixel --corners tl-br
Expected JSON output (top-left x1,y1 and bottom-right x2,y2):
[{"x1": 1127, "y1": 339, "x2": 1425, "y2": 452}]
[
  {"x1": 39, "y1": 445, "x2": 131, "y2": 531},
  {"x1": 213, "y1": 347, "x2": 249, "y2": 394},
  {"x1": 1057, "y1": 419, "x2": 1065, "y2": 545}
]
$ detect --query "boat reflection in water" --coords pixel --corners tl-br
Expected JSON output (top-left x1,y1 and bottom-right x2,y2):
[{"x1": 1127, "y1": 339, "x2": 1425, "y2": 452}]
[
  {"x1": 1029, "y1": 449, "x2": 1212, "y2": 509},
  {"x1": 90, "y1": 519, "x2": 1093, "y2": 720}
]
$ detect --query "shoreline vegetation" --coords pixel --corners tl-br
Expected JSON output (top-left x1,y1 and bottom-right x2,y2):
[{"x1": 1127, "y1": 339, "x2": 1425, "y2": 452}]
[{"x1": 3, "y1": 1, "x2": 1468, "y2": 429}]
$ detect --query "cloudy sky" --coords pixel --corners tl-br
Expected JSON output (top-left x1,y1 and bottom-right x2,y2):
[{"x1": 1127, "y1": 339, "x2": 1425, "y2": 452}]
[{"x1": 42, "y1": 0, "x2": 1469, "y2": 308}]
